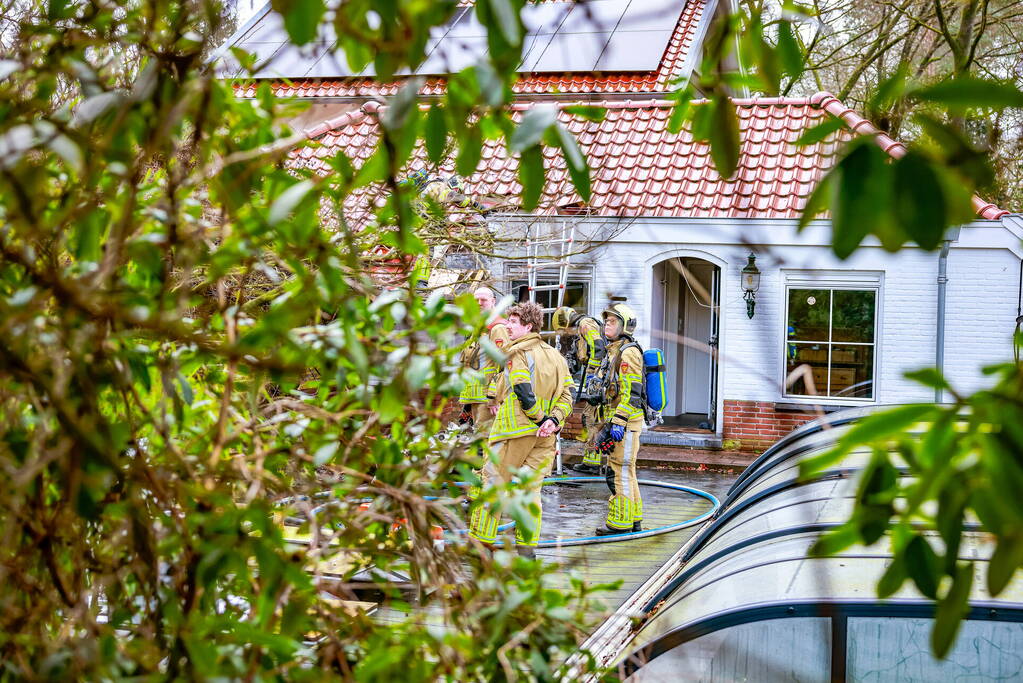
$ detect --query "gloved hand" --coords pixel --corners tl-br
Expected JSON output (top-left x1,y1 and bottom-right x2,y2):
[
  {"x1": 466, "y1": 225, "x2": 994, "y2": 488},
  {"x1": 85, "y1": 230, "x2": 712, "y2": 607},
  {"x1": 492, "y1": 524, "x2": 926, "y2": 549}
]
[
  {"x1": 595, "y1": 426, "x2": 616, "y2": 456},
  {"x1": 609, "y1": 423, "x2": 626, "y2": 442},
  {"x1": 457, "y1": 405, "x2": 474, "y2": 426}
]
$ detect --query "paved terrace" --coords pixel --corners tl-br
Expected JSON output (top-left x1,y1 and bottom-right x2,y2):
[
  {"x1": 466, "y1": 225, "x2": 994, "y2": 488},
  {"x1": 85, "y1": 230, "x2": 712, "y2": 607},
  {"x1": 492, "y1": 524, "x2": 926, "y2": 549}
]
[{"x1": 374, "y1": 465, "x2": 737, "y2": 625}]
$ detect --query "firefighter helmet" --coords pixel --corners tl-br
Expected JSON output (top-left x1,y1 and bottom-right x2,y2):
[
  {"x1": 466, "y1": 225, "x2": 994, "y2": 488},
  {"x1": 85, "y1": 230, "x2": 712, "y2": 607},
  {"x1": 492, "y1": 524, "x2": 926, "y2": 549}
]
[
  {"x1": 551, "y1": 306, "x2": 577, "y2": 332},
  {"x1": 602, "y1": 303, "x2": 637, "y2": 336},
  {"x1": 407, "y1": 168, "x2": 430, "y2": 189}
]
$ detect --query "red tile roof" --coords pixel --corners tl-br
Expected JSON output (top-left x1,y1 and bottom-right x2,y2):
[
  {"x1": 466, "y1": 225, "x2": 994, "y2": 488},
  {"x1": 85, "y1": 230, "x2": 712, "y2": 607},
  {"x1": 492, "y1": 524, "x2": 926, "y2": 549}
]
[
  {"x1": 288, "y1": 92, "x2": 1009, "y2": 221},
  {"x1": 234, "y1": 0, "x2": 706, "y2": 100}
]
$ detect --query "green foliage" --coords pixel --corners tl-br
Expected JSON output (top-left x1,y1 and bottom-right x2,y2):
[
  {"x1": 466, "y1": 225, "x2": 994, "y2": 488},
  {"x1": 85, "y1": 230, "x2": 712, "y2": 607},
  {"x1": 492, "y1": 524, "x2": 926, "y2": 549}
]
[{"x1": 0, "y1": 0, "x2": 607, "y2": 679}]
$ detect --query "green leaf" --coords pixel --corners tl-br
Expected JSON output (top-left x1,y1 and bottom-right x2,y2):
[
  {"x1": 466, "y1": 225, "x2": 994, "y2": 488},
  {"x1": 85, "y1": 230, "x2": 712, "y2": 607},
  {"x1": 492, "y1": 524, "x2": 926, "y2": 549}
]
[
  {"x1": 904, "y1": 367, "x2": 951, "y2": 392},
  {"x1": 914, "y1": 77, "x2": 1023, "y2": 112},
  {"x1": 313, "y1": 441, "x2": 339, "y2": 466},
  {"x1": 776, "y1": 20, "x2": 803, "y2": 79},
  {"x1": 269, "y1": 180, "x2": 316, "y2": 226},
  {"x1": 878, "y1": 555, "x2": 907, "y2": 598},
  {"x1": 423, "y1": 104, "x2": 446, "y2": 164},
  {"x1": 808, "y1": 523, "x2": 859, "y2": 557},
  {"x1": 797, "y1": 170, "x2": 833, "y2": 231},
  {"x1": 849, "y1": 404, "x2": 935, "y2": 442},
  {"x1": 868, "y1": 66, "x2": 908, "y2": 111},
  {"x1": 987, "y1": 535, "x2": 1023, "y2": 596},
  {"x1": 510, "y1": 104, "x2": 557, "y2": 152},
  {"x1": 47, "y1": 0, "x2": 74, "y2": 20},
  {"x1": 455, "y1": 124, "x2": 482, "y2": 177},
  {"x1": 176, "y1": 372, "x2": 194, "y2": 406},
  {"x1": 932, "y1": 562, "x2": 973, "y2": 659},
  {"x1": 473, "y1": 61, "x2": 504, "y2": 108},
  {"x1": 795, "y1": 116, "x2": 846, "y2": 146},
  {"x1": 831, "y1": 141, "x2": 893, "y2": 258},
  {"x1": 562, "y1": 105, "x2": 606, "y2": 122},
  {"x1": 271, "y1": 0, "x2": 326, "y2": 46},
  {"x1": 126, "y1": 354, "x2": 152, "y2": 392},
  {"x1": 485, "y1": 0, "x2": 521, "y2": 46},
  {"x1": 518, "y1": 146, "x2": 544, "y2": 211},
  {"x1": 382, "y1": 78, "x2": 424, "y2": 132},
  {"x1": 893, "y1": 152, "x2": 947, "y2": 250},
  {"x1": 354, "y1": 147, "x2": 389, "y2": 188},
  {"x1": 554, "y1": 123, "x2": 590, "y2": 203},
  {"x1": 905, "y1": 535, "x2": 940, "y2": 599},
  {"x1": 667, "y1": 87, "x2": 693, "y2": 135},
  {"x1": 707, "y1": 95, "x2": 740, "y2": 178}
]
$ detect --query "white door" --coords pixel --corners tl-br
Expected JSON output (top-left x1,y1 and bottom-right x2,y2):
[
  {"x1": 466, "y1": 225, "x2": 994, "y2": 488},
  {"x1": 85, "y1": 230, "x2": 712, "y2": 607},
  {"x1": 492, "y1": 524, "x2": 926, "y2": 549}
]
[{"x1": 682, "y1": 262, "x2": 713, "y2": 415}]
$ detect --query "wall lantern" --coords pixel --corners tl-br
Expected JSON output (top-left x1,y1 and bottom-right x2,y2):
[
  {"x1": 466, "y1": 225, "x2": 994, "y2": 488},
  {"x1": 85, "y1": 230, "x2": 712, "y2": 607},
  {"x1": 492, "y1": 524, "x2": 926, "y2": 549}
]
[{"x1": 741, "y1": 253, "x2": 761, "y2": 319}]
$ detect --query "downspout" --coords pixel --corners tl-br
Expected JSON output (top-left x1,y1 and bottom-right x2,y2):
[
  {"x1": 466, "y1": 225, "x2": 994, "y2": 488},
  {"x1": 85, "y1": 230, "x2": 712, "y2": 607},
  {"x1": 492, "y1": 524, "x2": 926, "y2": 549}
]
[{"x1": 935, "y1": 227, "x2": 961, "y2": 403}]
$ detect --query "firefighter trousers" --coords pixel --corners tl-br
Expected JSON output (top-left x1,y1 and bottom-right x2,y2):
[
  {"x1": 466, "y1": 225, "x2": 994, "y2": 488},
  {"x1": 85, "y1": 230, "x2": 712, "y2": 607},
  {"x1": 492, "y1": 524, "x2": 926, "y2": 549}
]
[
  {"x1": 464, "y1": 403, "x2": 493, "y2": 502},
  {"x1": 468, "y1": 433, "x2": 555, "y2": 547},
  {"x1": 605, "y1": 426, "x2": 643, "y2": 530}
]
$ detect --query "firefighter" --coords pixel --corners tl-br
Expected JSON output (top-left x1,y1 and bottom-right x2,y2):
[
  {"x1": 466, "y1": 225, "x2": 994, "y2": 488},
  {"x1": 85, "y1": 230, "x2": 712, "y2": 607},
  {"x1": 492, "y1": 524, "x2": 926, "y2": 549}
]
[
  {"x1": 406, "y1": 169, "x2": 488, "y2": 217},
  {"x1": 458, "y1": 286, "x2": 510, "y2": 429},
  {"x1": 468, "y1": 301, "x2": 574, "y2": 558},
  {"x1": 551, "y1": 306, "x2": 607, "y2": 475},
  {"x1": 592, "y1": 302, "x2": 645, "y2": 535}
]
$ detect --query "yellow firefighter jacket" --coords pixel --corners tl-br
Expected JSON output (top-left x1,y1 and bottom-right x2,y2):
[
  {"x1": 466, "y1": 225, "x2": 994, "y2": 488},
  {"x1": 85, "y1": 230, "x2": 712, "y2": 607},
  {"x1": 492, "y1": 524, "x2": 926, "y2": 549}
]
[
  {"x1": 459, "y1": 317, "x2": 511, "y2": 404},
  {"x1": 575, "y1": 315, "x2": 606, "y2": 375},
  {"x1": 601, "y1": 337, "x2": 646, "y2": 429},
  {"x1": 487, "y1": 332, "x2": 574, "y2": 444}
]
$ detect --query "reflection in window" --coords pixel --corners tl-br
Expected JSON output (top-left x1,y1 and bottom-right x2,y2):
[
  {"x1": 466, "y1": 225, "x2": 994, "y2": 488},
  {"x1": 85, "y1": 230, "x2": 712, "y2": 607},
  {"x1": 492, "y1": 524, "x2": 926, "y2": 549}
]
[
  {"x1": 628, "y1": 618, "x2": 831, "y2": 682},
  {"x1": 786, "y1": 288, "x2": 877, "y2": 399},
  {"x1": 848, "y1": 617, "x2": 1023, "y2": 682}
]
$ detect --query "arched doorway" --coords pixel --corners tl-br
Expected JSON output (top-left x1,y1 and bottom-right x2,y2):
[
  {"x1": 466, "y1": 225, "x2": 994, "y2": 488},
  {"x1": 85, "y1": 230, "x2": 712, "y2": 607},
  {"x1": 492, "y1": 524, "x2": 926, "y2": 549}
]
[{"x1": 650, "y1": 256, "x2": 721, "y2": 432}]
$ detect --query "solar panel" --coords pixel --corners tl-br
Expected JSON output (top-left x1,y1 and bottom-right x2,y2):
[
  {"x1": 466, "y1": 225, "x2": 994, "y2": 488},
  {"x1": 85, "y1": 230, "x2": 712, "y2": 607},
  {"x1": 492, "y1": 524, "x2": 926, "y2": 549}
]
[
  {"x1": 416, "y1": 36, "x2": 491, "y2": 75},
  {"x1": 594, "y1": 28, "x2": 674, "y2": 71},
  {"x1": 553, "y1": 0, "x2": 629, "y2": 33},
  {"x1": 526, "y1": 31, "x2": 614, "y2": 73},
  {"x1": 617, "y1": 0, "x2": 687, "y2": 32},
  {"x1": 219, "y1": 0, "x2": 686, "y2": 79},
  {"x1": 521, "y1": 2, "x2": 574, "y2": 34}
]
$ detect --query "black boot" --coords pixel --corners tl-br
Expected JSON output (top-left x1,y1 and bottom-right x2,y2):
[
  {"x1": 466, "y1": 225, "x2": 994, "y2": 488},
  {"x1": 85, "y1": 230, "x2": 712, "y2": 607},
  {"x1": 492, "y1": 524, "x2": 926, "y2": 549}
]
[
  {"x1": 571, "y1": 462, "x2": 601, "y2": 475},
  {"x1": 632, "y1": 521, "x2": 642, "y2": 533},
  {"x1": 516, "y1": 546, "x2": 536, "y2": 559},
  {"x1": 595, "y1": 525, "x2": 629, "y2": 536}
]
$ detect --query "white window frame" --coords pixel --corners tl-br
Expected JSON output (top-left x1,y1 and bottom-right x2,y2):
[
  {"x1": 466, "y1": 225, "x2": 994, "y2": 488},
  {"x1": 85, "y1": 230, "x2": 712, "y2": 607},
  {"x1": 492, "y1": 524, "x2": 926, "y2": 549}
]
[
  {"x1": 504, "y1": 263, "x2": 595, "y2": 317},
  {"x1": 781, "y1": 270, "x2": 883, "y2": 405}
]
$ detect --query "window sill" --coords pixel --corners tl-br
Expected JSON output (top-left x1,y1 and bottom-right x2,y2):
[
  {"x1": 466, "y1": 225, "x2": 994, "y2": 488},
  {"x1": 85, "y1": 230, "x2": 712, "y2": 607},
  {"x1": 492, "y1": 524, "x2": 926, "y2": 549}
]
[{"x1": 775, "y1": 400, "x2": 875, "y2": 413}]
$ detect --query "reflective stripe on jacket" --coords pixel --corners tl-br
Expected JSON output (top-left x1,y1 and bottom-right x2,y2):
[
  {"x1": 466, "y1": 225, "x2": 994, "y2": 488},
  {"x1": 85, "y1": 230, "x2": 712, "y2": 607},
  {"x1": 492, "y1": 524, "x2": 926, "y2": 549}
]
[
  {"x1": 488, "y1": 333, "x2": 573, "y2": 444},
  {"x1": 459, "y1": 318, "x2": 510, "y2": 403},
  {"x1": 576, "y1": 316, "x2": 606, "y2": 373},
  {"x1": 601, "y1": 338, "x2": 645, "y2": 428}
]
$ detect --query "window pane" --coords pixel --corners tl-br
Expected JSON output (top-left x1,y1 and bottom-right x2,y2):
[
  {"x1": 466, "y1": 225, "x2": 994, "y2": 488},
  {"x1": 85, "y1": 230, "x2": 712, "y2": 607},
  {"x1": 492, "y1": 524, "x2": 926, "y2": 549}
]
[
  {"x1": 629, "y1": 618, "x2": 831, "y2": 682},
  {"x1": 788, "y1": 289, "x2": 830, "y2": 341},
  {"x1": 848, "y1": 617, "x2": 1023, "y2": 682},
  {"x1": 785, "y1": 342, "x2": 829, "y2": 396},
  {"x1": 511, "y1": 280, "x2": 588, "y2": 331},
  {"x1": 829, "y1": 344, "x2": 874, "y2": 398},
  {"x1": 832, "y1": 290, "x2": 875, "y2": 343}
]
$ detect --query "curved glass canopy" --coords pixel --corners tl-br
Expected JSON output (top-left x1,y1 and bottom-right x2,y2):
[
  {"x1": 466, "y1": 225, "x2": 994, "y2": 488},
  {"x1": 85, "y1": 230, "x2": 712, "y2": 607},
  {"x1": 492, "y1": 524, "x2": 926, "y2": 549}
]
[{"x1": 619, "y1": 409, "x2": 1023, "y2": 682}]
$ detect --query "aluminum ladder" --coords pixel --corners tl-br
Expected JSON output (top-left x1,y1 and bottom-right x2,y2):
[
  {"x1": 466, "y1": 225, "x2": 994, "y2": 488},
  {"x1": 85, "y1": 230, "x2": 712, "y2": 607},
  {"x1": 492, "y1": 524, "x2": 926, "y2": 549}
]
[{"x1": 524, "y1": 218, "x2": 577, "y2": 476}]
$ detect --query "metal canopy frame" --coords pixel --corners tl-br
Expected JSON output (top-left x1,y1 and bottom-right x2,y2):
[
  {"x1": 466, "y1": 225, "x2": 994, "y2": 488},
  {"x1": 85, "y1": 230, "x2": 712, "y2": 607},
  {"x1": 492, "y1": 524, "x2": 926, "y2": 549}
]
[{"x1": 622, "y1": 600, "x2": 1023, "y2": 680}]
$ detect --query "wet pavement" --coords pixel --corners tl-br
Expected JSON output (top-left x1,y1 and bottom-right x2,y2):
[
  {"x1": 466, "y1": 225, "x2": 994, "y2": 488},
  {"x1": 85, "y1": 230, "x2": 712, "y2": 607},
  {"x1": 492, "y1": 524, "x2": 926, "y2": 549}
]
[
  {"x1": 537, "y1": 468, "x2": 737, "y2": 614},
  {"x1": 373, "y1": 468, "x2": 738, "y2": 626}
]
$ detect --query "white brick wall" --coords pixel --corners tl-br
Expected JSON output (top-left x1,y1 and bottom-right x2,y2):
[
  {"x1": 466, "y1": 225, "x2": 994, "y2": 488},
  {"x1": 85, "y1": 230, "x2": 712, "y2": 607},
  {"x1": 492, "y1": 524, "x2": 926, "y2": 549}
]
[{"x1": 507, "y1": 216, "x2": 1022, "y2": 415}]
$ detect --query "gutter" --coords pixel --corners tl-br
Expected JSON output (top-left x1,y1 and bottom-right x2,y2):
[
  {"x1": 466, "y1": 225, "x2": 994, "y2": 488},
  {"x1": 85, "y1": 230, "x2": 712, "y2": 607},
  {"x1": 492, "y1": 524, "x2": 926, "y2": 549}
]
[{"x1": 936, "y1": 226, "x2": 961, "y2": 403}]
